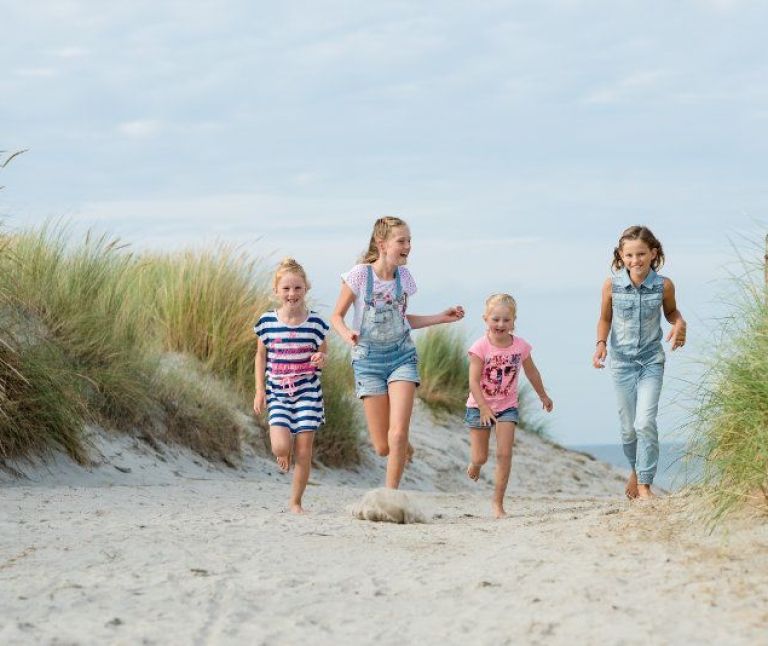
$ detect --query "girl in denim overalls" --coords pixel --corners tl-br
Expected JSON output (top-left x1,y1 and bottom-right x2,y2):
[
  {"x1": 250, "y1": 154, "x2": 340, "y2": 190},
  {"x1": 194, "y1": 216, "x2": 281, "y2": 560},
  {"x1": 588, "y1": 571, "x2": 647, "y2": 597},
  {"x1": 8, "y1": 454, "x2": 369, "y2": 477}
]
[
  {"x1": 331, "y1": 217, "x2": 465, "y2": 489},
  {"x1": 593, "y1": 226, "x2": 687, "y2": 500}
]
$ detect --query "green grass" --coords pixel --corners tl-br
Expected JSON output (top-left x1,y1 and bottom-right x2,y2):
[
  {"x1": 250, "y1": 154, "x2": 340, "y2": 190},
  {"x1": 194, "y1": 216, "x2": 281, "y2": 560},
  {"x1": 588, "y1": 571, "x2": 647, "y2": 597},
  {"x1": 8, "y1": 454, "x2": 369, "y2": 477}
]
[
  {"x1": 690, "y1": 256, "x2": 768, "y2": 522},
  {"x1": 415, "y1": 326, "x2": 469, "y2": 414},
  {"x1": 0, "y1": 222, "x2": 364, "y2": 467},
  {"x1": 315, "y1": 342, "x2": 361, "y2": 465}
]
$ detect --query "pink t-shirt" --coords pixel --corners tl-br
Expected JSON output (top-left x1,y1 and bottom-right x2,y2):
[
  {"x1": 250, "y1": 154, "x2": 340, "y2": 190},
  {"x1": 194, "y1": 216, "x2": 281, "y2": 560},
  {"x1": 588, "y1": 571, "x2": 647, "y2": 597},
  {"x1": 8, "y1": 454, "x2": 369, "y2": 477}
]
[{"x1": 466, "y1": 334, "x2": 532, "y2": 411}]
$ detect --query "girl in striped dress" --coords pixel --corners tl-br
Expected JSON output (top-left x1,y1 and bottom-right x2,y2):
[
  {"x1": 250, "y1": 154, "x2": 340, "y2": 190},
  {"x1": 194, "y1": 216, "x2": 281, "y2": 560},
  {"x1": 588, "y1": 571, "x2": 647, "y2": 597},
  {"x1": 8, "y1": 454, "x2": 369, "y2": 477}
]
[{"x1": 253, "y1": 258, "x2": 329, "y2": 513}]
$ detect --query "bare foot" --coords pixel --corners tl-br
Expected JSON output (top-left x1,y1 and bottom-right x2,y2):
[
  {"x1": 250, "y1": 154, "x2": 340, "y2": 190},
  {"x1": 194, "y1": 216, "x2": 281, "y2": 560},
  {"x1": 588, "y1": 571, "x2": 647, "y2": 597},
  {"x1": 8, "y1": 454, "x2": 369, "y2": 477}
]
[
  {"x1": 492, "y1": 502, "x2": 508, "y2": 519},
  {"x1": 290, "y1": 503, "x2": 307, "y2": 514},
  {"x1": 466, "y1": 463, "x2": 481, "y2": 481},
  {"x1": 636, "y1": 484, "x2": 656, "y2": 500},
  {"x1": 275, "y1": 455, "x2": 290, "y2": 472},
  {"x1": 625, "y1": 471, "x2": 639, "y2": 500}
]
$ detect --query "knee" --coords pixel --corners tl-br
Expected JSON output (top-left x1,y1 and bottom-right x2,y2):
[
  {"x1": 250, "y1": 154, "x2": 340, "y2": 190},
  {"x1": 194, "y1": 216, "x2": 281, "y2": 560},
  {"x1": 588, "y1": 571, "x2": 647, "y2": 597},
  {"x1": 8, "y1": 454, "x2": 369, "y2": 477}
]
[
  {"x1": 473, "y1": 450, "x2": 488, "y2": 465},
  {"x1": 496, "y1": 451, "x2": 512, "y2": 464},
  {"x1": 374, "y1": 443, "x2": 390, "y2": 457},
  {"x1": 389, "y1": 428, "x2": 409, "y2": 449}
]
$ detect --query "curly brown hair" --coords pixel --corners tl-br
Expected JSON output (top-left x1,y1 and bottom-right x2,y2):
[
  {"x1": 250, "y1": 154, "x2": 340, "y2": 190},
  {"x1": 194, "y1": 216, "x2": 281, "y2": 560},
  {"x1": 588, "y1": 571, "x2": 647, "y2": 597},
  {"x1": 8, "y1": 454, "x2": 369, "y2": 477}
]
[{"x1": 612, "y1": 225, "x2": 665, "y2": 271}]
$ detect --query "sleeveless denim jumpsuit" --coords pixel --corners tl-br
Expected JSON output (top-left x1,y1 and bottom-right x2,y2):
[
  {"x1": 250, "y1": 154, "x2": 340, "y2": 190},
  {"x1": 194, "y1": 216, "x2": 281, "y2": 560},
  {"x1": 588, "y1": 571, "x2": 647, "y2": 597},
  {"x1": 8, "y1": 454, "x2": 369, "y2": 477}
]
[
  {"x1": 351, "y1": 266, "x2": 419, "y2": 398},
  {"x1": 610, "y1": 268, "x2": 666, "y2": 485}
]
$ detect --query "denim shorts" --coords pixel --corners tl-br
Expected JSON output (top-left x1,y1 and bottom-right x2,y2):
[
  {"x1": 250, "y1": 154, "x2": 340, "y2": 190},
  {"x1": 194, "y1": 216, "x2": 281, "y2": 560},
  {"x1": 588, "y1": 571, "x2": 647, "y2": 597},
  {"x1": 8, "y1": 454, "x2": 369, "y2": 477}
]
[
  {"x1": 464, "y1": 406, "x2": 519, "y2": 428},
  {"x1": 351, "y1": 335, "x2": 420, "y2": 398}
]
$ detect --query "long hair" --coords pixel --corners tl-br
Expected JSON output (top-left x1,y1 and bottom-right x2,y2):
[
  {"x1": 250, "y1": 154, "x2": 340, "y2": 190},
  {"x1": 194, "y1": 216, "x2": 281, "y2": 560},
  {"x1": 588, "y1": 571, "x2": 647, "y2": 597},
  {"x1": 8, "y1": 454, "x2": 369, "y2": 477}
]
[
  {"x1": 359, "y1": 216, "x2": 408, "y2": 263},
  {"x1": 612, "y1": 225, "x2": 665, "y2": 271}
]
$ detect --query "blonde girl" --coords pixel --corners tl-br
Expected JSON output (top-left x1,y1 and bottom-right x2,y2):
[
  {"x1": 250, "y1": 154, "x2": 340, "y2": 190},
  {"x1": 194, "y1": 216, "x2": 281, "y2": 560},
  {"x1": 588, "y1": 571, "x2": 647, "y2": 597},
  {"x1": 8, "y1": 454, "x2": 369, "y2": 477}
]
[
  {"x1": 592, "y1": 226, "x2": 686, "y2": 500},
  {"x1": 254, "y1": 258, "x2": 329, "y2": 513},
  {"x1": 331, "y1": 217, "x2": 465, "y2": 489},
  {"x1": 465, "y1": 293, "x2": 553, "y2": 518}
]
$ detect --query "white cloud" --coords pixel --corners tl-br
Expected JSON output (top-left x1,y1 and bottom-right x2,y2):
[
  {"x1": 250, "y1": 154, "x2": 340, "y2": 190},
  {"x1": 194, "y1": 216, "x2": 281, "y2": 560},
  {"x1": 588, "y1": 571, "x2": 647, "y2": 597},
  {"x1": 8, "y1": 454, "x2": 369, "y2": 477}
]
[
  {"x1": 117, "y1": 120, "x2": 163, "y2": 138},
  {"x1": 14, "y1": 67, "x2": 57, "y2": 78},
  {"x1": 583, "y1": 70, "x2": 672, "y2": 105},
  {"x1": 52, "y1": 46, "x2": 89, "y2": 59}
]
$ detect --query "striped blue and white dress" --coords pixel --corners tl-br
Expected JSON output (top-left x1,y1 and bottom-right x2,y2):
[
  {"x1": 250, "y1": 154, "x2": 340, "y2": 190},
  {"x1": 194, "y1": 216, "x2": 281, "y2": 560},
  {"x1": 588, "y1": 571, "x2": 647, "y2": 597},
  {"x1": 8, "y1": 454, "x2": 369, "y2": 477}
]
[{"x1": 254, "y1": 310, "x2": 329, "y2": 434}]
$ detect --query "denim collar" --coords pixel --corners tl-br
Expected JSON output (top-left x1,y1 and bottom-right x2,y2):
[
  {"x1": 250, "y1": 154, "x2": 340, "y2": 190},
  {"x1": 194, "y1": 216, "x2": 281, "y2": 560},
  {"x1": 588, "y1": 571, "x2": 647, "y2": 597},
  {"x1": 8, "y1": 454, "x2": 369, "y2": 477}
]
[{"x1": 619, "y1": 268, "x2": 657, "y2": 290}]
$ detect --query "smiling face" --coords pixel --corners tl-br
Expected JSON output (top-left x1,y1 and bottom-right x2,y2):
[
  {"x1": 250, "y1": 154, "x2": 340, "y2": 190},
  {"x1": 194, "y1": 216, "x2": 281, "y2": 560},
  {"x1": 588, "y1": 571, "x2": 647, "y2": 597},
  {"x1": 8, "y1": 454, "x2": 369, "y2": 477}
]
[
  {"x1": 619, "y1": 238, "x2": 657, "y2": 282},
  {"x1": 484, "y1": 304, "x2": 516, "y2": 342},
  {"x1": 377, "y1": 225, "x2": 411, "y2": 266},
  {"x1": 274, "y1": 272, "x2": 307, "y2": 309}
]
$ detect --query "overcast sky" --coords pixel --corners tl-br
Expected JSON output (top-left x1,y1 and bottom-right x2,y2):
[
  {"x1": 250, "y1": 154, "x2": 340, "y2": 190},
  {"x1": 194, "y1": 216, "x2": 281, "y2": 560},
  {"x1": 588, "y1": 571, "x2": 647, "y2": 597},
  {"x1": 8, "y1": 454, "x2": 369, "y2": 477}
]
[{"x1": 2, "y1": 0, "x2": 766, "y2": 445}]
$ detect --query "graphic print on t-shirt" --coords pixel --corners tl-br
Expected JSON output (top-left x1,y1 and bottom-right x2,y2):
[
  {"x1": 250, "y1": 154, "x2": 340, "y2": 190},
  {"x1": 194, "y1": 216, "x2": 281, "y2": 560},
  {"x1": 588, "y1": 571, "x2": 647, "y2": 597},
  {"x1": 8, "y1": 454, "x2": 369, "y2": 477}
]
[{"x1": 482, "y1": 353, "x2": 522, "y2": 398}]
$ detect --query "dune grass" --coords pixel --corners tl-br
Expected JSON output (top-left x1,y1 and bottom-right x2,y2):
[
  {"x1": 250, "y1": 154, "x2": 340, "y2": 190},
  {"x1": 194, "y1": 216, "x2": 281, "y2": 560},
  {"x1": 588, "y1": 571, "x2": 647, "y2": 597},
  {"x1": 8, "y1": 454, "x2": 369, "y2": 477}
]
[
  {"x1": 0, "y1": 222, "x2": 363, "y2": 467},
  {"x1": 690, "y1": 252, "x2": 768, "y2": 522},
  {"x1": 415, "y1": 326, "x2": 469, "y2": 414}
]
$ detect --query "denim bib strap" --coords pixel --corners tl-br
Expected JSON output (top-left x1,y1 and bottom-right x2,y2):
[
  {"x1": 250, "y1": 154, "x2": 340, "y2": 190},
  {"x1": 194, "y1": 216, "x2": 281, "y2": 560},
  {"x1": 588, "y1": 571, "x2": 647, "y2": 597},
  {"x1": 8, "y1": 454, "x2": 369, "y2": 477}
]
[
  {"x1": 364, "y1": 265, "x2": 375, "y2": 307},
  {"x1": 364, "y1": 265, "x2": 403, "y2": 307}
]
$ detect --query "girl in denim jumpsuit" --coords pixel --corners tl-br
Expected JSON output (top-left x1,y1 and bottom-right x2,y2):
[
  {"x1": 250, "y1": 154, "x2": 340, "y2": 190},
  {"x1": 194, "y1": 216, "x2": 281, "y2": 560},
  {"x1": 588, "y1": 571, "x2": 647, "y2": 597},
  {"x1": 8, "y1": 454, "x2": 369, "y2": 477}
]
[
  {"x1": 331, "y1": 217, "x2": 465, "y2": 489},
  {"x1": 593, "y1": 226, "x2": 687, "y2": 500}
]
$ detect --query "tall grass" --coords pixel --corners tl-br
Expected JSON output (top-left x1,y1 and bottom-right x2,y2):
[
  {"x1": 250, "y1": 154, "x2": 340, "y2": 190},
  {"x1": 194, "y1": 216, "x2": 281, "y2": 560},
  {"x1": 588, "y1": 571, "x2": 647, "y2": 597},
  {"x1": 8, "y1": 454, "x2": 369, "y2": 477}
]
[
  {"x1": 316, "y1": 342, "x2": 361, "y2": 465},
  {"x1": 415, "y1": 326, "x2": 469, "y2": 414},
  {"x1": 690, "y1": 251, "x2": 768, "y2": 521},
  {"x1": 0, "y1": 223, "x2": 363, "y2": 467}
]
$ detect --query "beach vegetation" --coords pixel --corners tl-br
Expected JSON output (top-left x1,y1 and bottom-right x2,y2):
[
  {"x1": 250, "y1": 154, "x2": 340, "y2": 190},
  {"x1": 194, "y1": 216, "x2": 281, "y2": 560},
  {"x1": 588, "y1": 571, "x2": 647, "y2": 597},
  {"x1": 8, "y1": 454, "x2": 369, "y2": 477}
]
[{"x1": 690, "y1": 237, "x2": 768, "y2": 522}]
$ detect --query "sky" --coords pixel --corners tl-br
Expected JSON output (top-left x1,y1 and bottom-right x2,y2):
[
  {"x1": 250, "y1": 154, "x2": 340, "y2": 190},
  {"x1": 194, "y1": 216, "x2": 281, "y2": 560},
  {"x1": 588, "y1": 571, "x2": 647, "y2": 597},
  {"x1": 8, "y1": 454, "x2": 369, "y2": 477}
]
[{"x1": 2, "y1": 0, "x2": 767, "y2": 446}]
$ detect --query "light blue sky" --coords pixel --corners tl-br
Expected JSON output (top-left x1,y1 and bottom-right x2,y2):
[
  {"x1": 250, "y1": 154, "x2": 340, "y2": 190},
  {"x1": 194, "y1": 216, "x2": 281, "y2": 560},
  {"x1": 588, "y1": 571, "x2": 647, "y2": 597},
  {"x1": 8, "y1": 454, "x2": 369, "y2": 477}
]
[{"x1": 2, "y1": 0, "x2": 766, "y2": 445}]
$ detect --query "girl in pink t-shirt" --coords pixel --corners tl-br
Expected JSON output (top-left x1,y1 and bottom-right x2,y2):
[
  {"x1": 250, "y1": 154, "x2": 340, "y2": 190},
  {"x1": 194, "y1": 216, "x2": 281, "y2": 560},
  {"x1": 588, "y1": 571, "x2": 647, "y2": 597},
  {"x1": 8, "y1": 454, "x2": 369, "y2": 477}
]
[{"x1": 466, "y1": 293, "x2": 553, "y2": 518}]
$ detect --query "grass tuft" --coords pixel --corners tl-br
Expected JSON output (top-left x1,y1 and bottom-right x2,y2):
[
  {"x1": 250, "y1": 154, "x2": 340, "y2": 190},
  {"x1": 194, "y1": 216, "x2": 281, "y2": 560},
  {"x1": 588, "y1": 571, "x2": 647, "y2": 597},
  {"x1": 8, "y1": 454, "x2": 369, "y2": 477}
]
[
  {"x1": 690, "y1": 244, "x2": 768, "y2": 522},
  {"x1": 415, "y1": 326, "x2": 469, "y2": 414}
]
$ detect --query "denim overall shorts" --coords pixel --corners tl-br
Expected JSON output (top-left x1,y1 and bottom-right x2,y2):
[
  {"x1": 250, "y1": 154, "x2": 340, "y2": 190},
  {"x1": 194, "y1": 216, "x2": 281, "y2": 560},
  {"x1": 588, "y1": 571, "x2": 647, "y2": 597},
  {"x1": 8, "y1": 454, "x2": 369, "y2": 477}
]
[{"x1": 351, "y1": 265, "x2": 420, "y2": 398}]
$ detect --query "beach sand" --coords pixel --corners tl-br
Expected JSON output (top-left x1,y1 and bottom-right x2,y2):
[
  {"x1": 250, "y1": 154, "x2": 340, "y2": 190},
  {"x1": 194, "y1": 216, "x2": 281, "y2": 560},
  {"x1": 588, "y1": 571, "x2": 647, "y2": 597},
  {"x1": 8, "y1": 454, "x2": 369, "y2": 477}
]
[{"x1": 1, "y1": 403, "x2": 767, "y2": 645}]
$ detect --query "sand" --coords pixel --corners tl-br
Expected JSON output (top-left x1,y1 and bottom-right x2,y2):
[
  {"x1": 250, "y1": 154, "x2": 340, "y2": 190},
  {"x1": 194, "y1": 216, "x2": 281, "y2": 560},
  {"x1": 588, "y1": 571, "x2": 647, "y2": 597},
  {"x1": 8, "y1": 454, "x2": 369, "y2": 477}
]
[{"x1": 1, "y1": 403, "x2": 767, "y2": 645}]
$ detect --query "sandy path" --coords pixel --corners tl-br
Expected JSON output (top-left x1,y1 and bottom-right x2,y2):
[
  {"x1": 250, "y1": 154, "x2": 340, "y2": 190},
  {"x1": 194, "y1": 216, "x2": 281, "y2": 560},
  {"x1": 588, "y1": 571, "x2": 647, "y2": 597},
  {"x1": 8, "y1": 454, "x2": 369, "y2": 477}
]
[{"x1": 2, "y1": 477, "x2": 767, "y2": 646}]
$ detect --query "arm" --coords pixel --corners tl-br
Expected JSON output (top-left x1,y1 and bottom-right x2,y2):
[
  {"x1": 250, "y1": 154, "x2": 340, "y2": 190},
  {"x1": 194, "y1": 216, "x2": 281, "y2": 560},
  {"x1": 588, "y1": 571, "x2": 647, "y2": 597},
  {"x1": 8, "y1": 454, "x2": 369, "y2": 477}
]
[
  {"x1": 330, "y1": 282, "x2": 359, "y2": 346},
  {"x1": 522, "y1": 356, "x2": 553, "y2": 412},
  {"x1": 662, "y1": 278, "x2": 686, "y2": 350},
  {"x1": 253, "y1": 337, "x2": 267, "y2": 414},
  {"x1": 592, "y1": 278, "x2": 613, "y2": 369},
  {"x1": 406, "y1": 306, "x2": 464, "y2": 330},
  {"x1": 468, "y1": 354, "x2": 496, "y2": 426}
]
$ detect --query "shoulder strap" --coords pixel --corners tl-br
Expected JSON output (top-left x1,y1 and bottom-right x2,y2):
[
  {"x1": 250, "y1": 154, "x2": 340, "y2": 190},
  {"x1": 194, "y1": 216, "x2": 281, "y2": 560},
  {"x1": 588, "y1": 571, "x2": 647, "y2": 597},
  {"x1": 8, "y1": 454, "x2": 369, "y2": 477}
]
[{"x1": 365, "y1": 265, "x2": 374, "y2": 306}]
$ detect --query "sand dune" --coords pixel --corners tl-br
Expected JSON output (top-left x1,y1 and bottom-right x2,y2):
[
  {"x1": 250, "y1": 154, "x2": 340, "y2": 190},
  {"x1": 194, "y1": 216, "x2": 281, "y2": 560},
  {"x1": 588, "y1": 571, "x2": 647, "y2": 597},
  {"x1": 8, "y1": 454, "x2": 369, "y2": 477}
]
[{"x1": 1, "y1": 403, "x2": 766, "y2": 645}]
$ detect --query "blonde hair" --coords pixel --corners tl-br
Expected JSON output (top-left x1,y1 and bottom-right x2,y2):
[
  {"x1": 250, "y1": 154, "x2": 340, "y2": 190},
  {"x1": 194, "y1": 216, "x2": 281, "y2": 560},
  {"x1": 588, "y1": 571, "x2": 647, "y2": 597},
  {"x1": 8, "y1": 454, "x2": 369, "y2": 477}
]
[
  {"x1": 483, "y1": 293, "x2": 517, "y2": 319},
  {"x1": 360, "y1": 216, "x2": 409, "y2": 263},
  {"x1": 273, "y1": 257, "x2": 310, "y2": 291}
]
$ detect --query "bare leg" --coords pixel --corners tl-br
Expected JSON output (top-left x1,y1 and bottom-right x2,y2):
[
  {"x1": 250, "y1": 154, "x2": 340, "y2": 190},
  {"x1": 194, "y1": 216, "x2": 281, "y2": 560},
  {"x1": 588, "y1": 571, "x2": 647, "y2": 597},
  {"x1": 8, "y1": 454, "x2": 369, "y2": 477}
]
[
  {"x1": 492, "y1": 422, "x2": 516, "y2": 518},
  {"x1": 269, "y1": 426, "x2": 292, "y2": 472},
  {"x1": 385, "y1": 381, "x2": 417, "y2": 489},
  {"x1": 362, "y1": 394, "x2": 390, "y2": 456},
  {"x1": 626, "y1": 471, "x2": 639, "y2": 499},
  {"x1": 467, "y1": 428, "x2": 490, "y2": 481},
  {"x1": 290, "y1": 431, "x2": 315, "y2": 514}
]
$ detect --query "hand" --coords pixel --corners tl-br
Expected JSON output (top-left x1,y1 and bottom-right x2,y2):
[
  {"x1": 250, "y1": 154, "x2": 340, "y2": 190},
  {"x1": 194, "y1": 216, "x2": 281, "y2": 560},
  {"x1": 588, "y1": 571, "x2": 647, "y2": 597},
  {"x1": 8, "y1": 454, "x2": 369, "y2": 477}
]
[
  {"x1": 310, "y1": 351, "x2": 326, "y2": 369},
  {"x1": 540, "y1": 395, "x2": 554, "y2": 412},
  {"x1": 343, "y1": 329, "x2": 359, "y2": 347},
  {"x1": 593, "y1": 345, "x2": 607, "y2": 369},
  {"x1": 253, "y1": 391, "x2": 266, "y2": 415},
  {"x1": 442, "y1": 305, "x2": 465, "y2": 323},
  {"x1": 666, "y1": 321, "x2": 687, "y2": 351},
  {"x1": 479, "y1": 405, "x2": 497, "y2": 427}
]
